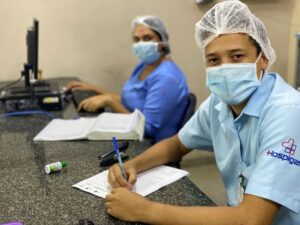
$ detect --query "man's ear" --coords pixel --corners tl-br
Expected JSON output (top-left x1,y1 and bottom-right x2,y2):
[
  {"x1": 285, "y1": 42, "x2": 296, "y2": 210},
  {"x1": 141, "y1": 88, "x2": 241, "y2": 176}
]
[{"x1": 260, "y1": 53, "x2": 269, "y2": 70}]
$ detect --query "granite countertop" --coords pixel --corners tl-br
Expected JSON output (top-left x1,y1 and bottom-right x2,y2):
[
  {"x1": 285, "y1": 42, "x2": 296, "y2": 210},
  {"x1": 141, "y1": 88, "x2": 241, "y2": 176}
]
[{"x1": 0, "y1": 78, "x2": 215, "y2": 225}]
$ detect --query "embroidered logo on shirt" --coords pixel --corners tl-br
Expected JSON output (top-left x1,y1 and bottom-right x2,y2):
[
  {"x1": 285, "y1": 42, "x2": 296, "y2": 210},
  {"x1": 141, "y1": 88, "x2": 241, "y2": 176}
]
[
  {"x1": 266, "y1": 139, "x2": 300, "y2": 166},
  {"x1": 282, "y1": 138, "x2": 297, "y2": 155}
]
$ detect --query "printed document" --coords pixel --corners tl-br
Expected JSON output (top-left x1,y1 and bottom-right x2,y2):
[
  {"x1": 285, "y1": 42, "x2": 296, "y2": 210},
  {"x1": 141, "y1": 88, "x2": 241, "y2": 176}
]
[{"x1": 72, "y1": 165, "x2": 189, "y2": 198}]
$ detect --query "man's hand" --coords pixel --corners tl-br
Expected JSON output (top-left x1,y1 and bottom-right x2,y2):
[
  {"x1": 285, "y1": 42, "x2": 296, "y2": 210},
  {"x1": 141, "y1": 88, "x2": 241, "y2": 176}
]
[
  {"x1": 108, "y1": 163, "x2": 137, "y2": 189},
  {"x1": 105, "y1": 188, "x2": 152, "y2": 222}
]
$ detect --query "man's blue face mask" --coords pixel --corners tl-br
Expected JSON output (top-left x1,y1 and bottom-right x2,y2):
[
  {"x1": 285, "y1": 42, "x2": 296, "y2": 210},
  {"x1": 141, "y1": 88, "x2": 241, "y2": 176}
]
[
  {"x1": 132, "y1": 42, "x2": 161, "y2": 64},
  {"x1": 206, "y1": 53, "x2": 262, "y2": 105}
]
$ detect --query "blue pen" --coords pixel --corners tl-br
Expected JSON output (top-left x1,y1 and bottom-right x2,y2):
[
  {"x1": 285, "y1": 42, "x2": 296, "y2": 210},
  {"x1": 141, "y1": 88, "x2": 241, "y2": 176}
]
[{"x1": 112, "y1": 137, "x2": 128, "y2": 180}]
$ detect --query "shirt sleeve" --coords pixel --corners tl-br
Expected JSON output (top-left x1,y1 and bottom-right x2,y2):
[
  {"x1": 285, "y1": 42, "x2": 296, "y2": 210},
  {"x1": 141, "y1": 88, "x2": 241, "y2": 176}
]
[
  {"x1": 245, "y1": 104, "x2": 300, "y2": 213},
  {"x1": 142, "y1": 72, "x2": 186, "y2": 138},
  {"x1": 178, "y1": 97, "x2": 213, "y2": 151}
]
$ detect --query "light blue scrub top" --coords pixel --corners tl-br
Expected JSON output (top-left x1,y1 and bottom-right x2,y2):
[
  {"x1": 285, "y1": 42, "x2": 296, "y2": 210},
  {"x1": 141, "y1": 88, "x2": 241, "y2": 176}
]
[
  {"x1": 179, "y1": 72, "x2": 300, "y2": 224},
  {"x1": 122, "y1": 61, "x2": 189, "y2": 143}
]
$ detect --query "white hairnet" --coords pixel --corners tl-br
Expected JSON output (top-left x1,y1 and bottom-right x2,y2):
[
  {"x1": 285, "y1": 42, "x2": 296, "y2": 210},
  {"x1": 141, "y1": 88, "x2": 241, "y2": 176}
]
[
  {"x1": 195, "y1": 0, "x2": 276, "y2": 67},
  {"x1": 132, "y1": 15, "x2": 169, "y2": 42}
]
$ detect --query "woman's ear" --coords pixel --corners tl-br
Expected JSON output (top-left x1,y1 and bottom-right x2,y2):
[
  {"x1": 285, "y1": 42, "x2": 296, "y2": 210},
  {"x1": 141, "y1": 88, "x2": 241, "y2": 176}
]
[
  {"x1": 158, "y1": 42, "x2": 170, "y2": 55},
  {"x1": 157, "y1": 43, "x2": 165, "y2": 53}
]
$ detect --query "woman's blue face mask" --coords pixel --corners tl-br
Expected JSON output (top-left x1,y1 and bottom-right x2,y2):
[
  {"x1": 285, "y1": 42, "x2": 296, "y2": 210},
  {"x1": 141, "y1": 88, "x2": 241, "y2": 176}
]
[
  {"x1": 206, "y1": 53, "x2": 262, "y2": 105},
  {"x1": 132, "y1": 42, "x2": 161, "y2": 64}
]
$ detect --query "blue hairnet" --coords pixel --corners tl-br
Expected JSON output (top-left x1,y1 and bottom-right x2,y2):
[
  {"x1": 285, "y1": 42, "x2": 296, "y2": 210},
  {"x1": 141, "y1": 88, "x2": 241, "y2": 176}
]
[{"x1": 195, "y1": 0, "x2": 276, "y2": 67}]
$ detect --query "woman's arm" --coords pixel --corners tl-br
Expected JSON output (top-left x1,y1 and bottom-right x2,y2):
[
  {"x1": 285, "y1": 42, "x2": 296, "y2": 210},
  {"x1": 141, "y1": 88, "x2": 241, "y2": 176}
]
[
  {"x1": 65, "y1": 81, "x2": 108, "y2": 95},
  {"x1": 105, "y1": 94, "x2": 129, "y2": 113},
  {"x1": 77, "y1": 93, "x2": 129, "y2": 113}
]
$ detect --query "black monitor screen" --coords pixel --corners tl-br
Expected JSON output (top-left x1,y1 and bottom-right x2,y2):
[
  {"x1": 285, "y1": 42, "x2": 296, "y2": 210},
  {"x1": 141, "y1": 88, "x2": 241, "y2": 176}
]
[{"x1": 27, "y1": 19, "x2": 39, "y2": 80}]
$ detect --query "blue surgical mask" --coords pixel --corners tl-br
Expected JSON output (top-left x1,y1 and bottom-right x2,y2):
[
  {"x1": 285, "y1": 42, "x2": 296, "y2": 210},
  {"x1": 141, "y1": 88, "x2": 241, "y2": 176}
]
[
  {"x1": 132, "y1": 42, "x2": 161, "y2": 64},
  {"x1": 206, "y1": 54, "x2": 262, "y2": 105}
]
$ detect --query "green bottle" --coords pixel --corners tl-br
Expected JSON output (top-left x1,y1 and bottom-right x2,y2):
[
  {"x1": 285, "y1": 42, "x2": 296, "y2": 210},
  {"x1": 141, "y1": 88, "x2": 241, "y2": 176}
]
[{"x1": 45, "y1": 161, "x2": 67, "y2": 174}]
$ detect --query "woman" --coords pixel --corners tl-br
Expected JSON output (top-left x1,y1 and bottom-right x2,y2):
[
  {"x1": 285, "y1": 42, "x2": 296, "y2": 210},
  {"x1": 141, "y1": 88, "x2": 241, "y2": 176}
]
[{"x1": 66, "y1": 15, "x2": 189, "y2": 143}]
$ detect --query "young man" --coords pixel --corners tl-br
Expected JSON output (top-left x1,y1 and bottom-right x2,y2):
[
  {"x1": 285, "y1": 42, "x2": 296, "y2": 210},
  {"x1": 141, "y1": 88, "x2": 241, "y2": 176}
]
[{"x1": 105, "y1": 1, "x2": 300, "y2": 224}]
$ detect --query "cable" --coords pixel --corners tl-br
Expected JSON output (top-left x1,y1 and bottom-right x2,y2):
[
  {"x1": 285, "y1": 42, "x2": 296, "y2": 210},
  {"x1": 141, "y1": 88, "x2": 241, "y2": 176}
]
[
  {"x1": 0, "y1": 110, "x2": 55, "y2": 119},
  {"x1": 0, "y1": 76, "x2": 23, "y2": 92}
]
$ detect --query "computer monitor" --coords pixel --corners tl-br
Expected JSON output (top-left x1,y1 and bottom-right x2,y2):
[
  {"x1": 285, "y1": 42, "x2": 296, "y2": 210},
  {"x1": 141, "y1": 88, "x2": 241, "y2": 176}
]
[
  {"x1": 0, "y1": 18, "x2": 63, "y2": 112},
  {"x1": 23, "y1": 19, "x2": 39, "y2": 86},
  {"x1": 27, "y1": 19, "x2": 39, "y2": 80}
]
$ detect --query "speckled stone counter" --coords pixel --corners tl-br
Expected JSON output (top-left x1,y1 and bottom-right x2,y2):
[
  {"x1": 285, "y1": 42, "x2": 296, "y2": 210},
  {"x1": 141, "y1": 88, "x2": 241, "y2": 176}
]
[{"x1": 0, "y1": 78, "x2": 215, "y2": 225}]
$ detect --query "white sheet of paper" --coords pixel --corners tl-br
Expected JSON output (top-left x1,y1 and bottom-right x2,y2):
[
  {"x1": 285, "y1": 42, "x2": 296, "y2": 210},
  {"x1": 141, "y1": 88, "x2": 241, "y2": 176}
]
[{"x1": 72, "y1": 165, "x2": 189, "y2": 198}]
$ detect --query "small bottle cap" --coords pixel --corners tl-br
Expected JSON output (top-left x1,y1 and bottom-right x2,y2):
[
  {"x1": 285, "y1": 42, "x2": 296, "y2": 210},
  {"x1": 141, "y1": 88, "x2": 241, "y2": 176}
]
[
  {"x1": 45, "y1": 165, "x2": 51, "y2": 174},
  {"x1": 61, "y1": 161, "x2": 68, "y2": 168}
]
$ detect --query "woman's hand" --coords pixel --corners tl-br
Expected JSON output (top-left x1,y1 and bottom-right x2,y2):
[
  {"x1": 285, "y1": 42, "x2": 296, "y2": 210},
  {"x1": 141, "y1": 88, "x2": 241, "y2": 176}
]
[
  {"x1": 65, "y1": 81, "x2": 101, "y2": 93},
  {"x1": 105, "y1": 188, "x2": 153, "y2": 222},
  {"x1": 77, "y1": 94, "x2": 112, "y2": 112},
  {"x1": 108, "y1": 163, "x2": 137, "y2": 190}
]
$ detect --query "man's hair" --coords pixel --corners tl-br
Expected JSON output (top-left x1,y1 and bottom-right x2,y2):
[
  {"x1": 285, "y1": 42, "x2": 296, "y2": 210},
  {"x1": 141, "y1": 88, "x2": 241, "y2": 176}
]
[{"x1": 249, "y1": 36, "x2": 261, "y2": 56}]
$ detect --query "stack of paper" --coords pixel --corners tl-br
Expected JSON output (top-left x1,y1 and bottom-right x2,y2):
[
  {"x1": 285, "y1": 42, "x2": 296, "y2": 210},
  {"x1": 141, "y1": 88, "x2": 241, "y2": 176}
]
[{"x1": 33, "y1": 109, "x2": 145, "y2": 141}]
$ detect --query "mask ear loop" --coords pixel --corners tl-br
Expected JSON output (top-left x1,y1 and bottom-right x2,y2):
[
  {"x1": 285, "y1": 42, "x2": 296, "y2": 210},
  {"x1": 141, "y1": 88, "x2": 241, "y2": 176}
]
[
  {"x1": 258, "y1": 70, "x2": 264, "y2": 81},
  {"x1": 255, "y1": 52, "x2": 264, "y2": 81}
]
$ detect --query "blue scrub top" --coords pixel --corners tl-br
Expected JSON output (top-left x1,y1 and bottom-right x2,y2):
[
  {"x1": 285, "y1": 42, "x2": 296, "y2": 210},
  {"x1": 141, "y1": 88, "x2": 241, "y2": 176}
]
[
  {"x1": 179, "y1": 72, "x2": 300, "y2": 224},
  {"x1": 122, "y1": 60, "x2": 189, "y2": 143}
]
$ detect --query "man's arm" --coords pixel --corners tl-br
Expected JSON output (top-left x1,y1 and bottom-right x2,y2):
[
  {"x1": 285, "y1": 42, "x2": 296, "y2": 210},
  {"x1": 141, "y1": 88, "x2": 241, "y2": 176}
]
[
  {"x1": 106, "y1": 191, "x2": 280, "y2": 225},
  {"x1": 108, "y1": 135, "x2": 191, "y2": 188},
  {"x1": 144, "y1": 194, "x2": 279, "y2": 225},
  {"x1": 129, "y1": 134, "x2": 191, "y2": 173}
]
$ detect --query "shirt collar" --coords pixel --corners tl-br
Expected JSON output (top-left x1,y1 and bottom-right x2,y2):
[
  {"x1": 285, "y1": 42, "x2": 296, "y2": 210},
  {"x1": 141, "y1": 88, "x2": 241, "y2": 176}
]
[{"x1": 242, "y1": 72, "x2": 275, "y2": 117}]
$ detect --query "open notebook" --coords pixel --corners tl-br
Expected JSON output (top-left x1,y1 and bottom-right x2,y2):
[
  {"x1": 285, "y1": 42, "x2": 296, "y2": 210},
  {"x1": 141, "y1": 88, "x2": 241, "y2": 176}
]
[
  {"x1": 33, "y1": 109, "x2": 145, "y2": 141},
  {"x1": 72, "y1": 165, "x2": 189, "y2": 198}
]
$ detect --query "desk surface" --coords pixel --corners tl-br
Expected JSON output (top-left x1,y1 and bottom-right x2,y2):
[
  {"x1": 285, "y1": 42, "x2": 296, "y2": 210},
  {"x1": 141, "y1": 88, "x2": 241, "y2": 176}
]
[{"x1": 0, "y1": 78, "x2": 215, "y2": 225}]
